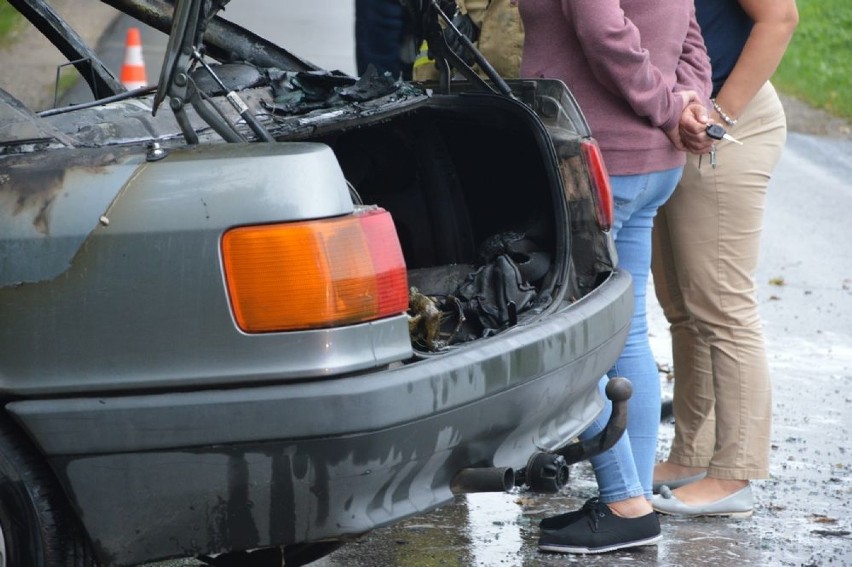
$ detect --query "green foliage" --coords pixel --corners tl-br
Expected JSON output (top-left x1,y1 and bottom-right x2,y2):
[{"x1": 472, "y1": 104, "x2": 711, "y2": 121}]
[
  {"x1": 774, "y1": 0, "x2": 852, "y2": 119},
  {"x1": 0, "y1": 2, "x2": 24, "y2": 47}
]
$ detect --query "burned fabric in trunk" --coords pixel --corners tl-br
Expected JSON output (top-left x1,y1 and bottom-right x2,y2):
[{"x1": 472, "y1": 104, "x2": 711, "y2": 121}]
[{"x1": 408, "y1": 232, "x2": 551, "y2": 351}]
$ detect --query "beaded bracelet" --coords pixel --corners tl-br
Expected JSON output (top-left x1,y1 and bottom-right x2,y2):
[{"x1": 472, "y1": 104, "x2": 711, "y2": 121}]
[{"x1": 711, "y1": 99, "x2": 738, "y2": 127}]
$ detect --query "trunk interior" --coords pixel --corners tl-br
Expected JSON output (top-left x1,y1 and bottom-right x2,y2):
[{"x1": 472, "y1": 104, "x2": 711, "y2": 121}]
[{"x1": 313, "y1": 95, "x2": 575, "y2": 352}]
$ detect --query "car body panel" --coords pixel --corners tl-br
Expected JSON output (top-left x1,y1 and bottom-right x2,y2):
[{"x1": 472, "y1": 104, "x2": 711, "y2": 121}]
[
  {"x1": 9, "y1": 270, "x2": 630, "y2": 565},
  {"x1": 10, "y1": 268, "x2": 631, "y2": 455},
  {"x1": 0, "y1": 147, "x2": 143, "y2": 286},
  {"x1": 0, "y1": 143, "x2": 418, "y2": 395}
]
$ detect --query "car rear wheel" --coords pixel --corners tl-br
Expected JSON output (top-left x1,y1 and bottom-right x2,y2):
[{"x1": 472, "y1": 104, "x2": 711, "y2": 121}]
[{"x1": 0, "y1": 416, "x2": 97, "y2": 567}]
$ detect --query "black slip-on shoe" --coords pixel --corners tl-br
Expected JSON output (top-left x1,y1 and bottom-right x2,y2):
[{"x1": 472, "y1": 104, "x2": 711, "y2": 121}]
[
  {"x1": 539, "y1": 497, "x2": 600, "y2": 531},
  {"x1": 538, "y1": 499, "x2": 661, "y2": 554}
]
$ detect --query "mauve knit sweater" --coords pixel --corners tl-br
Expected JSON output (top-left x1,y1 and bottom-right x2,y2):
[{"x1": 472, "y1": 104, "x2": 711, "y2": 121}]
[{"x1": 519, "y1": 0, "x2": 711, "y2": 176}]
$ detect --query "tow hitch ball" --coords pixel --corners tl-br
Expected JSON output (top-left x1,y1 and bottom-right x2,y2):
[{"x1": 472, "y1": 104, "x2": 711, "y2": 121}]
[{"x1": 519, "y1": 376, "x2": 633, "y2": 493}]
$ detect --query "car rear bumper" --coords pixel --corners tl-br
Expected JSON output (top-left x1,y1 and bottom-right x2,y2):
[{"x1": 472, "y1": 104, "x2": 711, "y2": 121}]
[{"x1": 8, "y1": 269, "x2": 632, "y2": 566}]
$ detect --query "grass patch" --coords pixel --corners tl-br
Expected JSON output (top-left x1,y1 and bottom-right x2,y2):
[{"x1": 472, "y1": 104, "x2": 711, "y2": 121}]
[
  {"x1": 773, "y1": 0, "x2": 852, "y2": 119},
  {"x1": 0, "y1": 3, "x2": 24, "y2": 48}
]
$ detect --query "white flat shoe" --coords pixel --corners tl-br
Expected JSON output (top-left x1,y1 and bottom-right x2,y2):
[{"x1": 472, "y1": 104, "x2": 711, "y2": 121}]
[{"x1": 652, "y1": 484, "x2": 754, "y2": 518}]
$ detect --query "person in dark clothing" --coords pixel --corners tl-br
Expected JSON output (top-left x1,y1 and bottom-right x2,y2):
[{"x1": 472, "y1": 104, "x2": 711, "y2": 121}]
[{"x1": 355, "y1": 0, "x2": 413, "y2": 79}]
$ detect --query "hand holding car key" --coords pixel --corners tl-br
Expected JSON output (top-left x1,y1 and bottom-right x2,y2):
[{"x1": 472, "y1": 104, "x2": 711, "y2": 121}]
[
  {"x1": 706, "y1": 123, "x2": 743, "y2": 145},
  {"x1": 704, "y1": 123, "x2": 742, "y2": 168}
]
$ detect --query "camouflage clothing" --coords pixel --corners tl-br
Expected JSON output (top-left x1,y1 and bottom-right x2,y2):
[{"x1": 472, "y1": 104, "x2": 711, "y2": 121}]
[{"x1": 413, "y1": 0, "x2": 523, "y2": 81}]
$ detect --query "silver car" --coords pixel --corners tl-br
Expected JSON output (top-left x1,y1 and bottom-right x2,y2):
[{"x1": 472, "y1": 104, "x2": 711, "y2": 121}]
[{"x1": 0, "y1": 1, "x2": 633, "y2": 565}]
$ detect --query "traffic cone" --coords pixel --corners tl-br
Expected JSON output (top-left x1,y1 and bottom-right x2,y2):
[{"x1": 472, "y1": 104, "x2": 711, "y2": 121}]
[{"x1": 120, "y1": 27, "x2": 147, "y2": 90}]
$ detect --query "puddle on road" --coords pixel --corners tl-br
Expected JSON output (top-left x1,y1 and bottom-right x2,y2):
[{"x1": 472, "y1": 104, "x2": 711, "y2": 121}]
[{"x1": 316, "y1": 433, "x2": 851, "y2": 567}]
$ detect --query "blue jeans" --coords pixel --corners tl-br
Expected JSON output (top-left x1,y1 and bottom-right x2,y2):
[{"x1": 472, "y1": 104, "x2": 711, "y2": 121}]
[{"x1": 579, "y1": 166, "x2": 682, "y2": 503}]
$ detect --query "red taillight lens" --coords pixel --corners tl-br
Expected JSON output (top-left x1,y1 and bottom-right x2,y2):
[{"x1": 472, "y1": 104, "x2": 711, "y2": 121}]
[
  {"x1": 581, "y1": 139, "x2": 614, "y2": 231},
  {"x1": 221, "y1": 208, "x2": 408, "y2": 333}
]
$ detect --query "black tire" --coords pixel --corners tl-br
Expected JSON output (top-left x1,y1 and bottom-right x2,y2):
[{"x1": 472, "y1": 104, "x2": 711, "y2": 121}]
[{"x1": 0, "y1": 415, "x2": 98, "y2": 567}]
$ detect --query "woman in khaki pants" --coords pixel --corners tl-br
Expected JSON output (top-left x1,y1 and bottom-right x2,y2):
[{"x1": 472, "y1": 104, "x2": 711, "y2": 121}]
[{"x1": 651, "y1": 0, "x2": 799, "y2": 516}]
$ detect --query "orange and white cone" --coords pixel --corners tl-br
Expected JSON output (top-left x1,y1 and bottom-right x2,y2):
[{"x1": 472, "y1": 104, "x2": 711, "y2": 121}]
[{"x1": 120, "y1": 27, "x2": 147, "y2": 90}]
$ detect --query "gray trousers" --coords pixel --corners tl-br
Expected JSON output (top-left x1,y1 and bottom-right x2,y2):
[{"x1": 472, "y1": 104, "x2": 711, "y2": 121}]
[{"x1": 651, "y1": 82, "x2": 787, "y2": 480}]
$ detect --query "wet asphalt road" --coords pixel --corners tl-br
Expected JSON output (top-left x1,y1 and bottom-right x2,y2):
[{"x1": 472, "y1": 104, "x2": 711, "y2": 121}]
[{"x1": 101, "y1": 2, "x2": 851, "y2": 565}]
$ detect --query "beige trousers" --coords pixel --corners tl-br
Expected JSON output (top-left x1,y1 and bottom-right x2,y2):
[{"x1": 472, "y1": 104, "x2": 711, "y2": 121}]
[{"x1": 651, "y1": 82, "x2": 787, "y2": 480}]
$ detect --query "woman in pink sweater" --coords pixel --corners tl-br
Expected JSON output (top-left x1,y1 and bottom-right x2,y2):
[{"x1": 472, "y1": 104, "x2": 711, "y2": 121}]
[{"x1": 520, "y1": 0, "x2": 712, "y2": 554}]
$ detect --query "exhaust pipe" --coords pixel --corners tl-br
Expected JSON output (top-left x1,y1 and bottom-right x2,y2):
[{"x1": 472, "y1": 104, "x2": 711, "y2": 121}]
[
  {"x1": 451, "y1": 467, "x2": 515, "y2": 494},
  {"x1": 456, "y1": 378, "x2": 632, "y2": 495}
]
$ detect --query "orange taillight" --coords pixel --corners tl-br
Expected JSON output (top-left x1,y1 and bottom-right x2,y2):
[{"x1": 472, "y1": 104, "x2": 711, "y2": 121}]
[
  {"x1": 221, "y1": 207, "x2": 408, "y2": 333},
  {"x1": 581, "y1": 139, "x2": 614, "y2": 231}
]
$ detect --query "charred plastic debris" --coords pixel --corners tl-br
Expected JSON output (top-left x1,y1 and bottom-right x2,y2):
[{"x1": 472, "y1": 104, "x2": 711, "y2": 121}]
[{"x1": 265, "y1": 65, "x2": 419, "y2": 114}]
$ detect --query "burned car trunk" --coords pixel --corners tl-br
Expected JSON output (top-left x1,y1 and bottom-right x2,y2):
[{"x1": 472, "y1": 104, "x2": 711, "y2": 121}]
[
  {"x1": 322, "y1": 95, "x2": 570, "y2": 350},
  {"x1": 0, "y1": 1, "x2": 631, "y2": 566}
]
